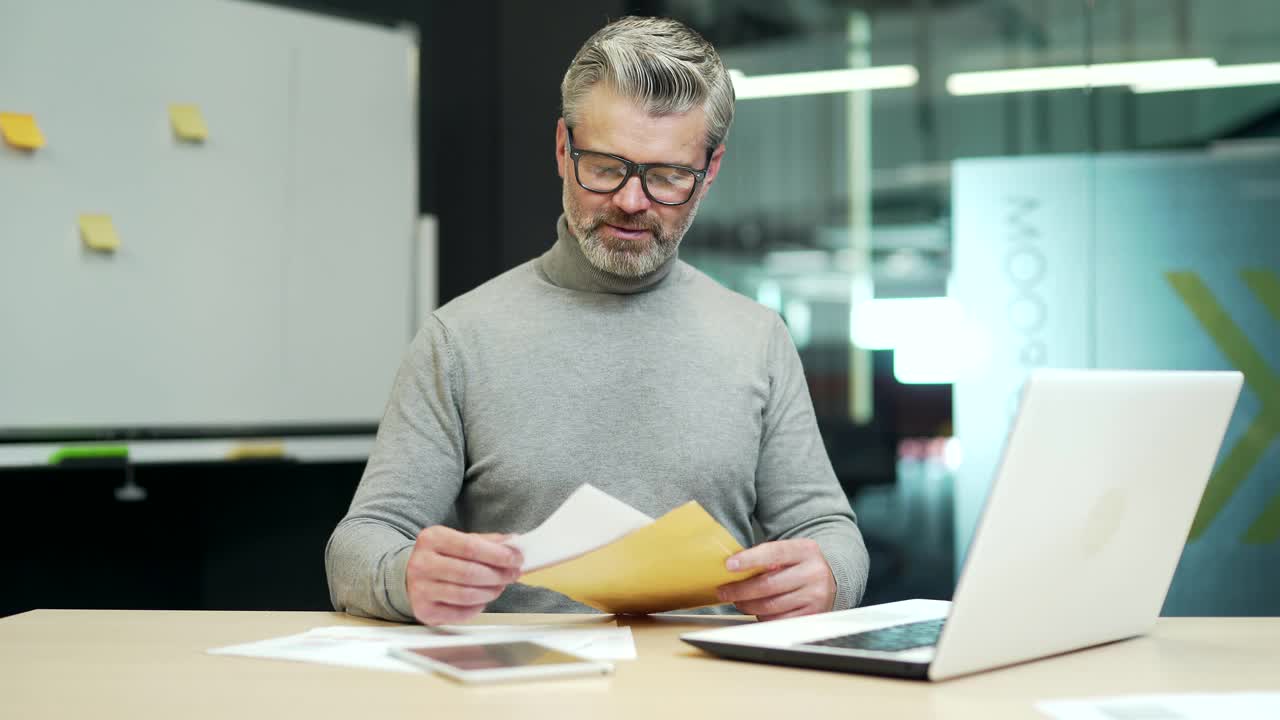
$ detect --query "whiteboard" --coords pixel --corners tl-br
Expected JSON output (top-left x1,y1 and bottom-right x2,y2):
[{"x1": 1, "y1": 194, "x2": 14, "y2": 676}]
[{"x1": 0, "y1": 0, "x2": 417, "y2": 434}]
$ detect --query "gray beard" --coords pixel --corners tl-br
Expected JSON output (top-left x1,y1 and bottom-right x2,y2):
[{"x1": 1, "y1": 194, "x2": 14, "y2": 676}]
[
  {"x1": 564, "y1": 184, "x2": 699, "y2": 278},
  {"x1": 578, "y1": 231, "x2": 674, "y2": 277}
]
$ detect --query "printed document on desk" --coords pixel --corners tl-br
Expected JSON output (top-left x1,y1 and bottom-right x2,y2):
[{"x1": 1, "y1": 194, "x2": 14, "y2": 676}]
[
  {"x1": 1036, "y1": 692, "x2": 1280, "y2": 720},
  {"x1": 509, "y1": 484, "x2": 761, "y2": 614},
  {"x1": 208, "y1": 621, "x2": 635, "y2": 674}
]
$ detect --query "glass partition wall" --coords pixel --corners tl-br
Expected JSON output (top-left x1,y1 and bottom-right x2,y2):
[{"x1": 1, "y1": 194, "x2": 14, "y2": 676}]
[{"x1": 636, "y1": 0, "x2": 1280, "y2": 612}]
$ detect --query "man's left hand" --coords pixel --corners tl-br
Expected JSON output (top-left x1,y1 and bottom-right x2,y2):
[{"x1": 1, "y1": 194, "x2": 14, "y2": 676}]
[{"x1": 716, "y1": 538, "x2": 836, "y2": 621}]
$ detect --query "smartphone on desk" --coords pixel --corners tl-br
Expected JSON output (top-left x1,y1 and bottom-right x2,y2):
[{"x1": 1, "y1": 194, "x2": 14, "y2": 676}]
[{"x1": 389, "y1": 641, "x2": 614, "y2": 684}]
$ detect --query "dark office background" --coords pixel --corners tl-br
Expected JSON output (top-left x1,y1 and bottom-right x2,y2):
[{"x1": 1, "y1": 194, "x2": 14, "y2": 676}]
[{"x1": 2, "y1": 0, "x2": 1277, "y2": 617}]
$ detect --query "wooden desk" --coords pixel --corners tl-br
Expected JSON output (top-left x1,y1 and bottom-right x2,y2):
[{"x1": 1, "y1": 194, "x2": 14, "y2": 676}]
[{"x1": 2, "y1": 610, "x2": 1277, "y2": 719}]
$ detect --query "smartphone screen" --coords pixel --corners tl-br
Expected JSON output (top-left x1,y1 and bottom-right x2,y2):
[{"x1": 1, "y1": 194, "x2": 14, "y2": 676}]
[{"x1": 399, "y1": 641, "x2": 596, "y2": 672}]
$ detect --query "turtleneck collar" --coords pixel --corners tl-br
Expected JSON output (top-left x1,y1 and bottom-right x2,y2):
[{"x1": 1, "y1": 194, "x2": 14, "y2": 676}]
[{"x1": 539, "y1": 214, "x2": 679, "y2": 295}]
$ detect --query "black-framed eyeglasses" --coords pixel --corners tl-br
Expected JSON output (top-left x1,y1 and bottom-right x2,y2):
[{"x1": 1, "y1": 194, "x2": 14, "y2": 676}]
[{"x1": 566, "y1": 127, "x2": 711, "y2": 207}]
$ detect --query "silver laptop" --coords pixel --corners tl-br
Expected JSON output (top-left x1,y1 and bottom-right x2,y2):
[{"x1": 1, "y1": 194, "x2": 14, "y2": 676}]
[{"x1": 682, "y1": 369, "x2": 1243, "y2": 681}]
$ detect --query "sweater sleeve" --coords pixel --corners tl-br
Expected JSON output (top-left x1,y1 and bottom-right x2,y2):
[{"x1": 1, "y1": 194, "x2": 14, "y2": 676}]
[
  {"x1": 324, "y1": 315, "x2": 467, "y2": 622},
  {"x1": 753, "y1": 314, "x2": 870, "y2": 611}
]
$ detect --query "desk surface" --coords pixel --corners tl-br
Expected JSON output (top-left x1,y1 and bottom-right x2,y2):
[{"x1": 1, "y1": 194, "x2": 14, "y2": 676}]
[{"x1": 2, "y1": 610, "x2": 1278, "y2": 719}]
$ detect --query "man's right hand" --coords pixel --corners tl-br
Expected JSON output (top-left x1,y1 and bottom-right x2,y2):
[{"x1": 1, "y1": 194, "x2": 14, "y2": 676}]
[{"x1": 405, "y1": 526, "x2": 524, "y2": 625}]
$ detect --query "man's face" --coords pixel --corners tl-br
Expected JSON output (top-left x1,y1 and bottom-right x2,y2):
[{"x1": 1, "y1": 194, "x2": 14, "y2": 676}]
[{"x1": 556, "y1": 85, "x2": 724, "y2": 278}]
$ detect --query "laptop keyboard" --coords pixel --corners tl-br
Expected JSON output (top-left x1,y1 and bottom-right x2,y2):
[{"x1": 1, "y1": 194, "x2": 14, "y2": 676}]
[{"x1": 804, "y1": 618, "x2": 945, "y2": 653}]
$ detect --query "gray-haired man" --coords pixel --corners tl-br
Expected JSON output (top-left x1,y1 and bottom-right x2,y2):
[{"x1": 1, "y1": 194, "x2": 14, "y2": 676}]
[{"x1": 326, "y1": 16, "x2": 870, "y2": 625}]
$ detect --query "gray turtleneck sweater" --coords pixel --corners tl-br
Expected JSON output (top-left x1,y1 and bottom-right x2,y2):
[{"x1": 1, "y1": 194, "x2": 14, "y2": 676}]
[{"x1": 325, "y1": 216, "x2": 869, "y2": 620}]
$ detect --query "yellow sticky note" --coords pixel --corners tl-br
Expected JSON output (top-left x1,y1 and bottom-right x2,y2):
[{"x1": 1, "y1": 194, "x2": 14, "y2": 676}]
[
  {"x1": 169, "y1": 104, "x2": 208, "y2": 142},
  {"x1": 0, "y1": 112, "x2": 46, "y2": 150},
  {"x1": 79, "y1": 214, "x2": 121, "y2": 252},
  {"x1": 226, "y1": 442, "x2": 286, "y2": 461},
  {"x1": 519, "y1": 502, "x2": 762, "y2": 614}
]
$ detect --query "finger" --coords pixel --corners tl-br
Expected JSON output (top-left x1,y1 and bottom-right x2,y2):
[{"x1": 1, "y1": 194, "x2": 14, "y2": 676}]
[
  {"x1": 726, "y1": 540, "x2": 806, "y2": 572},
  {"x1": 475, "y1": 532, "x2": 516, "y2": 543},
  {"x1": 424, "y1": 580, "x2": 507, "y2": 607},
  {"x1": 414, "y1": 601, "x2": 488, "y2": 626},
  {"x1": 733, "y1": 590, "x2": 808, "y2": 619},
  {"x1": 757, "y1": 606, "x2": 818, "y2": 622},
  {"x1": 717, "y1": 563, "x2": 811, "y2": 604},
  {"x1": 428, "y1": 553, "x2": 521, "y2": 586},
  {"x1": 422, "y1": 527, "x2": 523, "y2": 569}
]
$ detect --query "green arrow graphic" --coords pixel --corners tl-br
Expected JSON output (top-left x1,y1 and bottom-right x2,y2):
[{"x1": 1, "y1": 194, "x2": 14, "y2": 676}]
[{"x1": 1166, "y1": 269, "x2": 1279, "y2": 544}]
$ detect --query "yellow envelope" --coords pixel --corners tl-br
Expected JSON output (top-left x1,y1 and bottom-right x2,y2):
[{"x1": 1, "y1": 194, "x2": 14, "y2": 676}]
[
  {"x1": 169, "y1": 104, "x2": 208, "y2": 142},
  {"x1": 0, "y1": 112, "x2": 46, "y2": 150},
  {"x1": 519, "y1": 501, "x2": 761, "y2": 614},
  {"x1": 78, "y1": 214, "x2": 121, "y2": 252}
]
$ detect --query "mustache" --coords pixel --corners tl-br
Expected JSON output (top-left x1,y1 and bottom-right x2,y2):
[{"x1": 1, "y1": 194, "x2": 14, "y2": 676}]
[{"x1": 590, "y1": 210, "x2": 662, "y2": 235}]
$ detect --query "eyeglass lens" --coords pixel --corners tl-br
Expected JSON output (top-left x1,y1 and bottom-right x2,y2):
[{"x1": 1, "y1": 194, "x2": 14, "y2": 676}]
[{"x1": 576, "y1": 152, "x2": 698, "y2": 204}]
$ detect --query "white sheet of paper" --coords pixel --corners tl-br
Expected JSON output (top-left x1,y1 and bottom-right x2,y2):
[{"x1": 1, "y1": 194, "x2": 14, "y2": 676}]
[
  {"x1": 509, "y1": 483, "x2": 654, "y2": 571},
  {"x1": 207, "y1": 623, "x2": 636, "y2": 674},
  {"x1": 1036, "y1": 692, "x2": 1280, "y2": 720}
]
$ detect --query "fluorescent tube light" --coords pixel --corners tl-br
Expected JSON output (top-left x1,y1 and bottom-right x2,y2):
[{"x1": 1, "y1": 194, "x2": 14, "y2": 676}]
[
  {"x1": 731, "y1": 65, "x2": 918, "y2": 100},
  {"x1": 946, "y1": 58, "x2": 1216, "y2": 95},
  {"x1": 1133, "y1": 62, "x2": 1280, "y2": 93}
]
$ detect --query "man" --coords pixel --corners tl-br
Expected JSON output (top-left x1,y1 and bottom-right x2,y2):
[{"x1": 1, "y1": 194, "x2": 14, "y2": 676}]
[{"x1": 326, "y1": 16, "x2": 869, "y2": 625}]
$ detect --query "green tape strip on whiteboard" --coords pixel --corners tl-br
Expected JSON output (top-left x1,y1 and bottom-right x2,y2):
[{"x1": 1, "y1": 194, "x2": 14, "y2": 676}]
[{"x1": 48, "y1": 445, "x2": 129, "y2": 465}]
